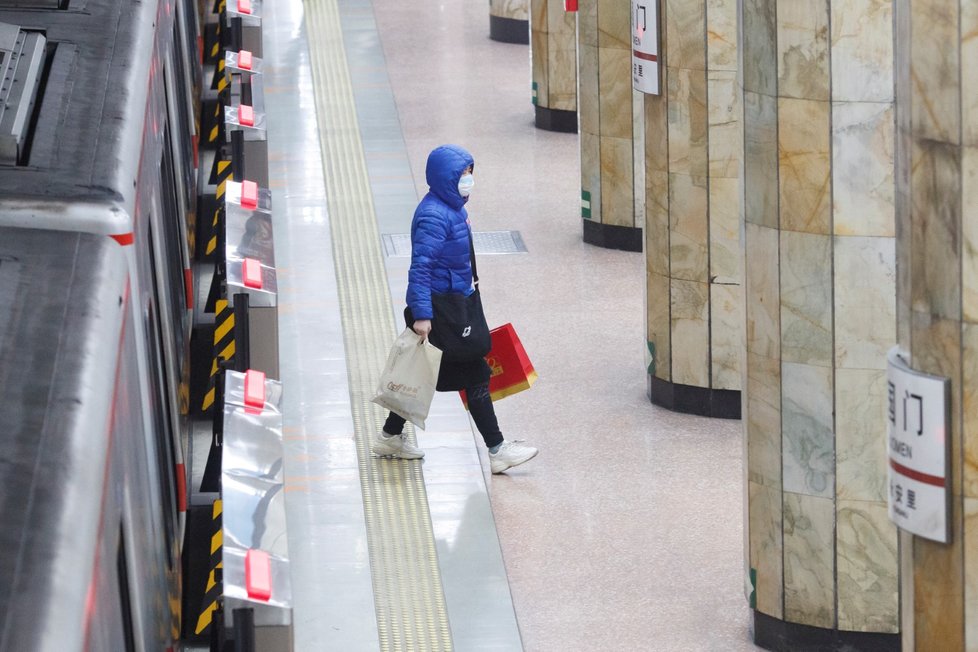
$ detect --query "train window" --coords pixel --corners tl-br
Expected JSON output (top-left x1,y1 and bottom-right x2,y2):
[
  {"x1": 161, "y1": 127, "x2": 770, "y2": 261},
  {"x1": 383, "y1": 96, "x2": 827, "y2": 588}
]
[
  {"x1": 117, "y1": 524, "x2": 137, "y2": 652},
  {"x1": 144, "y1": 280, "x2": 178, "y2": 570},
  {"x1": 159, "y1": 125, "x2": 188, "y2": 353}
]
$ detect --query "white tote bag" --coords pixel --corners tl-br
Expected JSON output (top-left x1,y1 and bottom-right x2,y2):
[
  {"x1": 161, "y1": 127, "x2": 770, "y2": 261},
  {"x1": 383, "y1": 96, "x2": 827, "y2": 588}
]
[{"x1": 371, "y1": 328, "x2": 443, "y2": 429}]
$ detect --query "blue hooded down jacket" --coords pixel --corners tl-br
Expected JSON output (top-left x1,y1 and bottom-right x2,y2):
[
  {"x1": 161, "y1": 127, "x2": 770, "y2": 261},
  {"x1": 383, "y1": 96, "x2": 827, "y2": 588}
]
[{"x1": 406, "y1": 144, "x2": 476, "y2": 320}]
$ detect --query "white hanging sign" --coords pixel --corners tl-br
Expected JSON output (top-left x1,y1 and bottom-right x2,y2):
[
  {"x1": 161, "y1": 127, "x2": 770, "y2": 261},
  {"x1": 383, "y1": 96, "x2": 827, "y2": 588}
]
[
  {"x1": 631, "y1": 0, "x2": 660, "y2": 95},
  {"x1": 886, "y1": 346, "x2": 951, "y2": 543}
]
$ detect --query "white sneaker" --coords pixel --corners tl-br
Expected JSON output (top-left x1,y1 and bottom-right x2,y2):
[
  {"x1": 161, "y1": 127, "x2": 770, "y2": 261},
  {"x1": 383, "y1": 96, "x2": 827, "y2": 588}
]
[
  {"x1": 372, "y1": 431, "x2": 425, "y2": 459},
  {"x1": 489, "y1": 440, "x2": 538, "y2": 474}
]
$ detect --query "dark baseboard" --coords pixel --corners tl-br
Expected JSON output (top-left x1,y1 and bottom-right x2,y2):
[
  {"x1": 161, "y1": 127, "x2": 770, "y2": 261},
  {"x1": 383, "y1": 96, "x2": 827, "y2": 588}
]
[
  {"x1": 648, "y1": 374, "x2": 741, "y2": 419},
  {"x1": 489, "y1": 15, "x2": 529, "y2": 44},
  {"x1": 753, "y1": 611, "x2": 900, "y2": 652},
  {"x1": 534, "y1": 104, "x2": 577, "y2": 133},
  {"x1": 582, "y1": 218, "x2": 643, "y2": 252}
]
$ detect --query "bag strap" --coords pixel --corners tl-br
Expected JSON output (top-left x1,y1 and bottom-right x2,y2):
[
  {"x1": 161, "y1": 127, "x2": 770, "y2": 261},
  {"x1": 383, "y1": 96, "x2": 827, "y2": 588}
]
[{"x1": 469, "y1": 228, "x2": 479, "y2": 287}]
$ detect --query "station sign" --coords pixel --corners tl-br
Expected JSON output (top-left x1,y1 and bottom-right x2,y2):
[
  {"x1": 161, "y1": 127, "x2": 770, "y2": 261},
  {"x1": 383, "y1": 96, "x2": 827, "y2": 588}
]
[
  {"x1": 631, "y1": 0, "x2": 660, "y2": 95},
  {"x1": 886, "y1": 346, "x2": 950, "y2": 543}
]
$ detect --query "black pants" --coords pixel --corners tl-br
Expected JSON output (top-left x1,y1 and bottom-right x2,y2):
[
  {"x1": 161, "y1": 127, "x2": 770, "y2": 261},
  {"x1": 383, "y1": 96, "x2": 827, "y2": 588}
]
[{"x1": 384, "y1": 380, "x2": 503, "y2": 449}]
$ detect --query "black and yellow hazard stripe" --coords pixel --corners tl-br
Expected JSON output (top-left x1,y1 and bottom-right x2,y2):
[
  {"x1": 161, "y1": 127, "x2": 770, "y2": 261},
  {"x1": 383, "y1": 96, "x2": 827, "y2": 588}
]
[
  {"x1": 201, "y1": 298, "x2": 235, "y2": 413},
  {"x1": 211, "y1": 57, "x2": 227, "y2": 92},
  {"x1": 207, "y1": 100, "x2": 223, "y2": 146},
  {"x1": 194, "y1": 499, "x2": 223, "y2": 636},
  {"x1": 205, "y1": 162, "x2": 231, "y2": 257}
]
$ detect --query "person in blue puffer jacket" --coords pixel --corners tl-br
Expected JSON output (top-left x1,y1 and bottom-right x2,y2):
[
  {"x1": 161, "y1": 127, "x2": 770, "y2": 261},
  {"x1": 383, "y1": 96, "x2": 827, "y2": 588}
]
[{"x1": 372, "y1": 144, "x2": 539, "y2": 474}]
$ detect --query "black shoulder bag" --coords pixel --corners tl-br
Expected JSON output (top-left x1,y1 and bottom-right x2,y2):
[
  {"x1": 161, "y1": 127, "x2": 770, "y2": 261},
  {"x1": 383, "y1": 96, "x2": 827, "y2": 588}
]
[{"x1": 424, "y1": 232, "x2": 492, "y2": 361}]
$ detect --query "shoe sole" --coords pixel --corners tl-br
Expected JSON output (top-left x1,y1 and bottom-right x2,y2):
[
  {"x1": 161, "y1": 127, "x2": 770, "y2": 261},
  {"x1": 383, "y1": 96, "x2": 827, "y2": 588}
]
[
  {"x1": 371, "y1": 443, "x2": 425, "y2": 460},
  {"x1": 490, "y1": 448, "x2": 538, "y2": 474}
]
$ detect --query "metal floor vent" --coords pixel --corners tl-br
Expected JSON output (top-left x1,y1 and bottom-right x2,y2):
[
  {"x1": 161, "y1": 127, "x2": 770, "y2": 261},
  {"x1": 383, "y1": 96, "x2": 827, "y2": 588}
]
[{"x1": 382, "y1": 230, "x2": 527, "y2": 257}]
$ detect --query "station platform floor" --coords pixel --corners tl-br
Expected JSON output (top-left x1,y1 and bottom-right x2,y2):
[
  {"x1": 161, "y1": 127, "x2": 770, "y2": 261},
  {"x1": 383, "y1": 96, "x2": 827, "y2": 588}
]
[{"x1": 263, "y1": 0, "x2": 762, "y2": 649}]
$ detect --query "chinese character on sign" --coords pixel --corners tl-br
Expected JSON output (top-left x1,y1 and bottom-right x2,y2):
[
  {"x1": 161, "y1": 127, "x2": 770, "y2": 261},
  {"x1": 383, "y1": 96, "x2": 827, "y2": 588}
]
[
  {"x1": 907, "y1": 489, "x2": 916, "y2": 510},
  {"x1": 904, "y1": 391, "x2": 924, "y2": 435}
]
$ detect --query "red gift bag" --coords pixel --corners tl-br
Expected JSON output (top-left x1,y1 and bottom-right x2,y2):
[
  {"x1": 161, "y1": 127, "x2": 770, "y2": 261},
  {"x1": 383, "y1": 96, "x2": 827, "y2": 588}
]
[{"x1": 460, "y1": 323, "x2": 537, "y2": 407}]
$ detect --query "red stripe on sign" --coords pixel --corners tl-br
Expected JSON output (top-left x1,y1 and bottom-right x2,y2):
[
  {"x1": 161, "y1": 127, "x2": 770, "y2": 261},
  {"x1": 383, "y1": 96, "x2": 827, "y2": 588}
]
[
  {"x1": 110, "y1": 233, "x2": 134, "y2": 246},
  {"x1": 176, "y1": 463, "x2": 187, "y2": 512},
  {"x1": 184, "y1": 268, "x2": 193, "y2": 309},
  {"x1": 633, "y1": 50, "x2": 658, "y2": 62},
  {"x1": 890, "y1": 459, "x2": 946, "y2": 488},
  {"x1": 245, "y1": 549, "x2": 272, "y2": 601}
]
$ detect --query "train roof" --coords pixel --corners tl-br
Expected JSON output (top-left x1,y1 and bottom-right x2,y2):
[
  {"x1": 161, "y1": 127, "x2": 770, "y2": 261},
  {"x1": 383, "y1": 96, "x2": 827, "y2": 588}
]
[
  {"x1": 0, "y1": 226, "x2": 128, "y2": 650},
  {"x1": 0, "y1": 0, "x2": 161, "y2": 209}
]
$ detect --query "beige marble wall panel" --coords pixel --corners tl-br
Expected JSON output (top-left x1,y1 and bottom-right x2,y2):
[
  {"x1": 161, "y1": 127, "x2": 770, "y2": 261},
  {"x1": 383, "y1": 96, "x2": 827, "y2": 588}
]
[
  {"x1": 665, "y1": 0, "x2": 706, "y2": 71},
  {"x1": 581, "y1": 130, "x2": 601, "y2": 222},
  {"x1": 913, "y1": 497, "x2": 965, "y2": 650},
  {"x1": 709, "y1": 177, "x2": 739, "y2": 284},
  {"x1": 633, "y1": 90, "x2": 646, "y2": 230},
  {"x1": 836, "y1": 368, "x2": 888, "y2": 503},
  {"x1": 631, "y1": 90, "x2": 645, "y2": 229},
  {"x1": 706, "y1": 0, "x2": 737, "y2": 70},
  {"x1": 491, "y1": 0, "x2": 528, "y2": 20},
  {"x1": 830, "y1": 0, "x2": 893, "y2": 103},
  {"x1": 909, "y1": 0, "x2": 960, "y2": 144},
  {"x1": 578, "y1": 0, "x2": 598, "y2": 47},
  {"x1": 671, "y1": 279, "x2": 710, "y2": 387},
  {"x1": 750, "y1": 480, "x2": 784, "y2": 618},
  {"x1": 964, "y1": 147, "x2": 978, "y2": 323},
  {"x1": 778, "y1": 98, "x2": 831, "y2": 234},
  {"x1": 598, "y1": 47, "x2": 633, "y2": 140},
  {"x1": 833, "y1": 102, "x2": 895, "y2": 237},
  {"x1": 744, "y1": 92, "x2": 779, "y2": 228},
  {"x1": 746, "y1": 223, "x2": 780, "y2": 358},
  {"x1": 742, "y1": 0, "x2": 777, "y2": 96},
  {"x1": 708, "y1": 70, "x2": 740, "y2": 180},
  {"x1": 711, "y1": 283, "x2": 743, "y2": 391},
  {"x1": 648, "y1": 271, "x2": 671, "y2": 381},
  {"x1": 531, "y1": 0, "x2": 546, "y2": 28},
  {"x1": 911, "y1": 313, "x2": 964, "y2": 490},
  {"x1": 532, "y1": 28, "x2": 550, "y2": 107},
  {"x1": 967, "y1": 498, "x2": 978, "y2": 650},
  {"x1": 784, "y1": 492, "x2": 835, "y2": 628},
  {"x1": 578, "y1": 44, "x2": 600, "y2": 136},
  {"x1": 965, "y1": 2, "x2": 978, "y2": 146},
  {"x1": 966, "y1": 324, "x2": 978, "y2": 498},
  {"x1": 837, "y1": 500, "x2": 899, "y2": 633},
  {"x1": 667, "y1": 68, "x2": 709, "y2": 178},
  {"x1": 776, "y1": 0, "x2": 829, "y2": 101},
  {"x1": 548, "y1": 35, "x2": 578, "y2": 111},
  {"x1": 747, "y1": 351, "x2": 781, "y2": 487},
  {"x1": 779, "y1": 231, "x2": 832, "y2": 367},
  {"x1": 646, "y1": 171, "x2": 670, "y2": 276},
  {"x1": 834, "y1": 236, "x2": 896, "y2": 370},
  {"x1": 899, "y1": 530, "x2": 915, "y2": 649},
  {"x1": 910, "y1": 140, "x2": 962, "y2": 320},
  {"x1": 782, "y1": 362, "x2": 834, "y2": 498},
  {"x1": 597, "y1": 0, "x2": 629, "y2": 49},
  {"x1": 668, "y1": 173, "x2": 708, "y2": 282},
  {"x1": 599, "y1": 135, "x2": 634, "y2": 227}
]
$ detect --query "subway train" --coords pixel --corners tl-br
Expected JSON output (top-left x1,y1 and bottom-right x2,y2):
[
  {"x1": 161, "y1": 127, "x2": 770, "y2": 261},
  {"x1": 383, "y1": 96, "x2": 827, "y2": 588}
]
[{"x1": 0, "y1": 0, "x2": 204, "y2": 648}]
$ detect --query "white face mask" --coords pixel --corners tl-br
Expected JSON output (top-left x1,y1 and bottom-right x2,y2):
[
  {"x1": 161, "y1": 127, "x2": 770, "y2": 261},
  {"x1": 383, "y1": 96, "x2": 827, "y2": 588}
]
[{"x1": 458, "y1": 173, "x2": 474, "y2": 197}]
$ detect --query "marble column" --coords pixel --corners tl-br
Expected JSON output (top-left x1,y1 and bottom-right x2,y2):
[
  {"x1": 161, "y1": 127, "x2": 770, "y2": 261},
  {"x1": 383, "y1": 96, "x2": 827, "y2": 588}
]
[
  {"x1": 741, "y1": 1, "x2": 901, "y2": 647},
  {"x1": 578, "y1": 0, "x2": 641, "y2": 251},
  {"x1": 530, "y1": 0, "x2": 577, "y2": 132},
  {"x1": 644, "y1": 0, "x2": 741, "y2": 418},
  {"x1": 894, "y1": 2, "x2": 978, "y2": 650},
  {"x1": 490, "y1": 0, "x2": 529, "y2": 45}
]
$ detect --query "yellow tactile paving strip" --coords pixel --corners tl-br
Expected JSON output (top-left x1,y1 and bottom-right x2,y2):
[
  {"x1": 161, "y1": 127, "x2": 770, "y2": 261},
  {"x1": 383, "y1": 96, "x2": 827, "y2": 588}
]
[{"x1": 303, "y1": 0, "x2": 453, "y2": 648}]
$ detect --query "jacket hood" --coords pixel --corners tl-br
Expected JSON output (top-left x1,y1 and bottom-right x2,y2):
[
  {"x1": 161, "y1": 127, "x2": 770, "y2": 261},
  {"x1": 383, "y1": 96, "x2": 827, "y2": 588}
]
[{"x1": 425, "y1": 144, "x2": 474, "y2": 210}]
